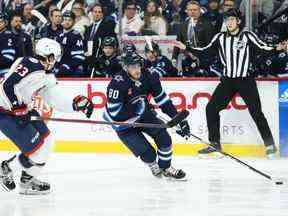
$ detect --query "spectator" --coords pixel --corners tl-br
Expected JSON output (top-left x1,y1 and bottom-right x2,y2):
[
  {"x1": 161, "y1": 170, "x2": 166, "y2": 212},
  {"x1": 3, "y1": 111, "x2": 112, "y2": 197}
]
[
  {"x1": 144, "y1": 40, "x2": 179, "y2": 77},
  {"x1": 72, "y1": 1, "x2": 90, "y2": 37},
  {"x1": 203, "y1": 0, "x2": 222, "y2": 33},
  {"x1": 33, "y1": 0, "x2": 55, "y2": 18},
  {"x1": 140, "y1": 0, "x2": 168, "y2": 35},
  {"x1": 219, "y1": 0, "x2": 236, "y2": 31},
  {"x1": 9, "y1": 13, "x2": 33, "y2": 58},
  {"x1": 5, "y1": 0, "x2": 24, "y2": 17},
  {"x1": 172, "y1": 0, "x2": 214, "y2": 73},
  {"x1": 22, "y1": 3, "x2": 37, "y2": 34},
  {"x1": 84, "y1": 3, "x2": 116, "y2": 75},
  {"x1": 116, "y1": 0, "x2": 143, "y2": 36},
  {"x1": 221, "y1": 0, "x2": 236, "y2": 13},
  {"x1": 56, "y1": 11, "x2": 85, "y2": 77},
  {"x1": 0, "y1": 12, "x2": 16, "y2": 77},
  {"x1": 90, "y1": 36, "x2": 122, "y2": 77},
  {"x1": 35, "y1": 8, "x2": 63, "y2": 40}
]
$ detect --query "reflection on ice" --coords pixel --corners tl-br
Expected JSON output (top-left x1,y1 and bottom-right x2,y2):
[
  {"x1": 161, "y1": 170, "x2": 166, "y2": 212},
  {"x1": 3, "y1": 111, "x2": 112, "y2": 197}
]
[{"x1": 0, "y1": 152, "x2": 287, "y2": 216}]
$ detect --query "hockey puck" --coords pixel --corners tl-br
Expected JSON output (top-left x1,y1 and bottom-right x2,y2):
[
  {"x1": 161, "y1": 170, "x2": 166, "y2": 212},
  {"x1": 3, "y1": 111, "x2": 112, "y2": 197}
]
[{"x1": 275, "y1": 181, "x2": 284, "y2": 185}]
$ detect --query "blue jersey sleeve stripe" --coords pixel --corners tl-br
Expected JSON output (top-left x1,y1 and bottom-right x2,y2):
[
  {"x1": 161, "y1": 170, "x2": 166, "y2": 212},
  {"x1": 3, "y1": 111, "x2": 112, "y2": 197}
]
[
  {"x1": 154, "y1": 89, "x2": 165, "y2": 100},
  {"x1": 3, "y1": 54, "x2": 15, "y2": 61},
  {"x1": 108, "y1": 105, "x2": 123, "y2": 117},
  {"x1": 107, "y1": 102, "x2": 122, "y2": 109},
  {"x1": 72, "y1": 55, "x2": 85, "y2": 60},
  {"x1": 71, "y1": 50, "x2": 84, "y2": 55},
  {"x1": 157, "y1": 95, "x2": 170, "y2": 106},
  {"x1": 1, "y1": 49, "x2": 16, "y2": 54}
]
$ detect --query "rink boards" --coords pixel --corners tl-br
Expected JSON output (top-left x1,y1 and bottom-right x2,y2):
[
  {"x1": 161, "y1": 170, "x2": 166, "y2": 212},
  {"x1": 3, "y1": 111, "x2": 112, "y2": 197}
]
[{"x1": 0, "y1": 78, "x2": 287, "y2": 157}]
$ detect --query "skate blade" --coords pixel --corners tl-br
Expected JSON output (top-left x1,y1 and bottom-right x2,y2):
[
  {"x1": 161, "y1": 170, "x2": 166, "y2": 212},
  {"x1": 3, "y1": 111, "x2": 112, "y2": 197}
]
[
  {"x1": 198, "y1": 152, "x2": 224, "y2": 159},
  {"x1": 19, "y1": 189, "x2": 51, "y2": 195},
  {"x1": 162, "y1": 176, "x2": 188, "y2": 182}
]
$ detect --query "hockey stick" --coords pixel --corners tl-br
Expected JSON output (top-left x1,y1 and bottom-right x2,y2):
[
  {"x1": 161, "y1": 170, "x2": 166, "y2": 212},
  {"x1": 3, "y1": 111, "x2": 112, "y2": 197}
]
[
  {"x1": 157, "y1": 115, "x2": 284, "y2": 184},
  {"x1": 31, "y1": 110, "x2": 189, "y2": 129}
]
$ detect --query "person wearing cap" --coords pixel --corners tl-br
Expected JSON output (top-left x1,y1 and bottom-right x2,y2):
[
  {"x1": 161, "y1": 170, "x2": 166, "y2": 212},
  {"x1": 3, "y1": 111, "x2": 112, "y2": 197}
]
[
  {"x1": 174, "y1": 8, "x2": 287, "y2": 158},
  {"x1": 0, "y1": 12, "x2": 16, "y2": 77},
  {"x1": 56, "y1": 10, "x2": 85, "y2": 77}
]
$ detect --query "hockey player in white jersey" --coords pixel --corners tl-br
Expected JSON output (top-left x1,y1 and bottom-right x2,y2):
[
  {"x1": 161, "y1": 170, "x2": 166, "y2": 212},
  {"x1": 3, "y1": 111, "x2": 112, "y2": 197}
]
[{"x1": 0, "y1": 38, "x2": 94, "y2": 195}]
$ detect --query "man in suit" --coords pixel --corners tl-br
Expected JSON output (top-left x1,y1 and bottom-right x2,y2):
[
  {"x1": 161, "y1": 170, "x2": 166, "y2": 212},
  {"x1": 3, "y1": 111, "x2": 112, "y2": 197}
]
[
  {"x1": 84, "y1": 3, "x2": 117, "y2": 77},
  {"x1": 172, "y1": 1, "x2": 214, "y2": 76}
]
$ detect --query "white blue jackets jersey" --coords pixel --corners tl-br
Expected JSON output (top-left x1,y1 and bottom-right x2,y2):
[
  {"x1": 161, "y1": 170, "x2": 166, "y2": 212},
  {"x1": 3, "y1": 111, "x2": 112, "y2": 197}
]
[
  {"x1": 0, "y1": 57, "x2": 74, "y2": 113},
  {"x1": 0, "y1": 30, "x2": 16, "y2": 73},
  {"x1": 57, "y1": 29, "x2": 85, "y2": 76},
  {"x1": 104, "y1": 68, "x2": 178, "y2": 131}
]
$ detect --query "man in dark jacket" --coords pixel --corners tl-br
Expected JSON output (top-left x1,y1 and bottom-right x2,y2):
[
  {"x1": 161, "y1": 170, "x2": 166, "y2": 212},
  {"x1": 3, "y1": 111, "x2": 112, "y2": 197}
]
[
  {"x1": 10, "y1": 13, "x2": 33, "y2": 58},
  {"x1": 84, "y1": 3, "x2": 116, "y2": 76},
  {"x1": 172, "y1": 1, "x2": 214, "y2": 75}
]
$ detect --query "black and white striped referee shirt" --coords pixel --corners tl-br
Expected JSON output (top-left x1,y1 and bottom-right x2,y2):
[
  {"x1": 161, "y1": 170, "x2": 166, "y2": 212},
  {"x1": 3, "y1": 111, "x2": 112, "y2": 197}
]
[{"x1": 187, "y1": 31, "x2": 276, "y2": 78}]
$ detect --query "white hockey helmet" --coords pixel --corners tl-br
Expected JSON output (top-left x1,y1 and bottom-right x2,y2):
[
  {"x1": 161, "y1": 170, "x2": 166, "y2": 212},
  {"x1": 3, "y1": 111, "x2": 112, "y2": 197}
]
[{"x1": 35, "y1": 38, "x2": 62, "y2": 70}]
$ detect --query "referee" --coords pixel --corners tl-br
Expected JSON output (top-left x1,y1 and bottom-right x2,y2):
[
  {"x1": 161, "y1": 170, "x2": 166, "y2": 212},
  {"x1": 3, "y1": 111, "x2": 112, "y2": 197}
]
[{"x1": 174, "y1": 8, "x2": 287, "y2": 158}]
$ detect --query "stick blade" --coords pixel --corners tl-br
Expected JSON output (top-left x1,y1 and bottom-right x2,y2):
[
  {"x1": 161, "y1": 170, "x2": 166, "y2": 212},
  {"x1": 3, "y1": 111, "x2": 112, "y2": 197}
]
[{"x1": 167, "y1": 110, "x2": 189, "y2": 128}]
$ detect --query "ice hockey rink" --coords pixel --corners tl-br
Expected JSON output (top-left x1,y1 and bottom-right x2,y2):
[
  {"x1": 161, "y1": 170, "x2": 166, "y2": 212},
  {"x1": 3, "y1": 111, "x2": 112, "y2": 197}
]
[{"x1": 0, "y1": 152, "x2": 287, "y2": 216}]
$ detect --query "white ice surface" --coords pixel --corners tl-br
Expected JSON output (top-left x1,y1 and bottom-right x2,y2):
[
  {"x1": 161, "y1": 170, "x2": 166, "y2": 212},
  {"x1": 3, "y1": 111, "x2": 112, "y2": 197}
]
[{"x1": 0, "y1": 152, "x2": 288, "y2": 216}]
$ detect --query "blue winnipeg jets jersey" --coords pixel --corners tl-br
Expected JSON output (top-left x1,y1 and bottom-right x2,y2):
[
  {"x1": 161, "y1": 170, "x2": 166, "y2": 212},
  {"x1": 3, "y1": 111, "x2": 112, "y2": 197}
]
[
  {"x1": 57, "y1": 30, "x2": 85, "y2": 76},
  {"x1": 144, "y1": 55, "x2": 178, "y2": 77},
  {"x1": 104, "y1": 68, "x2": 178, "y2": 131},
  {"x1": 0, "y1": 30, "x2": 16, "y2": 72},
  {"x1": 94, "y1": 54, "x2": 122, "y2": 77}
]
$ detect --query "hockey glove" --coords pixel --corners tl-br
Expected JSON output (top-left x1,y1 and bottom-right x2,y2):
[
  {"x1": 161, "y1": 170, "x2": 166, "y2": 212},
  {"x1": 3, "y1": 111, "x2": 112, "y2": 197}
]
[
  {"x1": 72, "y1": 95, "x2": 94, "y2": 118},
  {"x1": 176, "y1": 120, "x2": 190, "y2": 139},
  {"x1": 11, "y1": 105, "x2": 30, "y2": 127}
]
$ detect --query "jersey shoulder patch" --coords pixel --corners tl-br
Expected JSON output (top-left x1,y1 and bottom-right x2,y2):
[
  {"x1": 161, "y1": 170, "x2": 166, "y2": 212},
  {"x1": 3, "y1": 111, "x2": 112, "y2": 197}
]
[{"x1": 113, "y1": 74, "x2": 125, "y2": 82}]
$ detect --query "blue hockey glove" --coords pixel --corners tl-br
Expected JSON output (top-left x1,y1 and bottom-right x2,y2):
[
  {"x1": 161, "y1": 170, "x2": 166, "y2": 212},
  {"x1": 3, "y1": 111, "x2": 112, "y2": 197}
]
[{"x1": 176, "y1": 120, "x2": 190, "y2": 138}]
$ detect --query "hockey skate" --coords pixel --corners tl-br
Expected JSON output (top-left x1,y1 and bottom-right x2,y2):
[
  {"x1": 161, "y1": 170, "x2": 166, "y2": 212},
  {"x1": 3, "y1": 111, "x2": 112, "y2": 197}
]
[
  {"x1": 0, "y1": 158, "x2": 16, "y2": 191},
  {"x1": 162, "y1": 166, "x2": 187, "y2": 181},
  {"x1": 148, "y1": 161, "x2": 162, "y2": 178},
  {"x1": 266, "y1": 145, "x2": 277, "y2": 159},
  {"x1": 198, "y1": 142, "x2": 223, "y2": 159},
  {"x1": 19, "y1": 171, "x2": 50, "y2": 195}
]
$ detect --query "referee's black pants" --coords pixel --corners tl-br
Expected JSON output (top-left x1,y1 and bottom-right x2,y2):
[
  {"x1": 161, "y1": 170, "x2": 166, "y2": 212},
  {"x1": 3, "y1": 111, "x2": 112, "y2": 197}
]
[{"x1": 206, "y1": 77, "x2": 275, "y2": 147}]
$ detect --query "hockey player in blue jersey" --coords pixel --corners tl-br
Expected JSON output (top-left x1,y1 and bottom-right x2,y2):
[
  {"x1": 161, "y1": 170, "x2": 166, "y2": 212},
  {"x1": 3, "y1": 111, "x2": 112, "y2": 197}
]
[
  {"x1": 144, "y1": 41, "x2": 179, "y2": 77},
  {"x1": 0, "y1": 38, "x2": 93, "y2": 195},
  {"x1": 89, "y1": 36, "x2": 122, "y2": 77},
  {"x1": 104, "y1": 54, "x2": 190, "y2": 180},
  {"x1": 0, "y1": 12, "x2": 16, "y2": 76},
  {"x1": 56, "y1": 11, "x2": 85, "y2": 77}
]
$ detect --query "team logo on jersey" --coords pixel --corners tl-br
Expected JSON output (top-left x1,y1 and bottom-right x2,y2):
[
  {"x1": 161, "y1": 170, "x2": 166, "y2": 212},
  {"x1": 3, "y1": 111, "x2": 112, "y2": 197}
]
[
  {"x1": 235, "y1": 40, "x2": 246, "y2": 50},
  {"x1": 135, "y1": 81, "x2": 142, "y2": 87},
  {"x1": 105, "y1": 60, "x2": 110, "y2": 66},
  {"x1": 114, "y1": 75, "x2": 124, "y2": 82}
]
